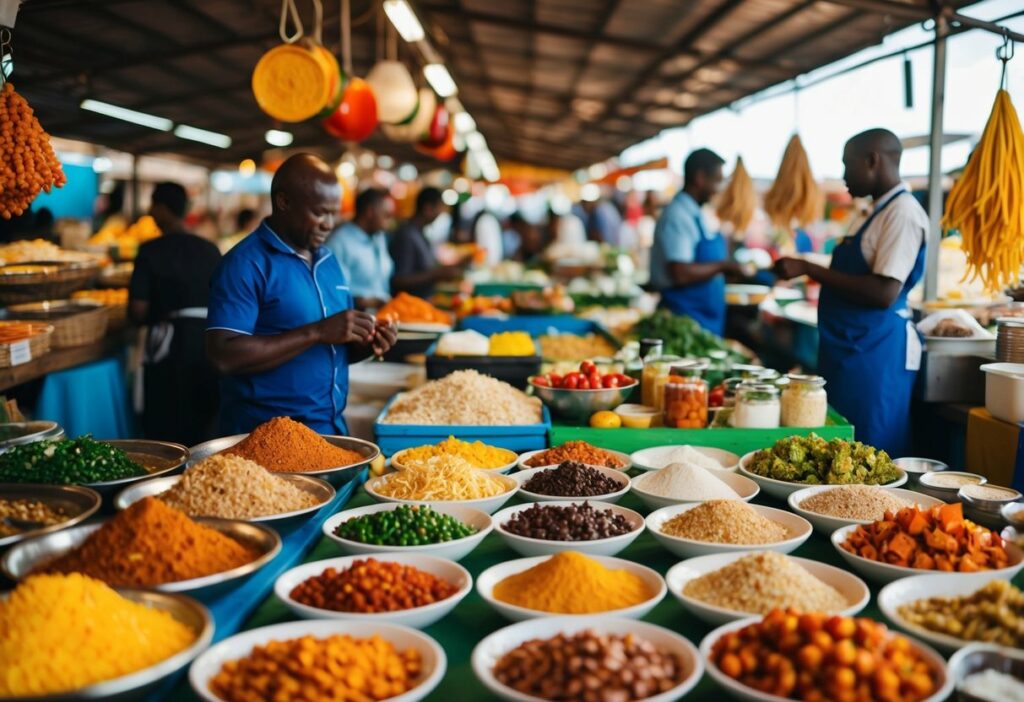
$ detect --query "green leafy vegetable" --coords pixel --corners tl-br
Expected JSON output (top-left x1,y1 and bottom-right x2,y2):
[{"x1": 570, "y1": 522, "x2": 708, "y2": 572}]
[{"x1": 0, "y1": 436, "x2": 146, "y2": 484}]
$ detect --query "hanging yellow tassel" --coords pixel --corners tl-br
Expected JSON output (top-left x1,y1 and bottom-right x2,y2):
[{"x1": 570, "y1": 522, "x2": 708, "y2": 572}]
[
  {"x1": 764, "y1": 134, "x2": 822, "y2": 230},
  {"x1": 716, "y1": 156, "x2": 756, "y2": 234}
]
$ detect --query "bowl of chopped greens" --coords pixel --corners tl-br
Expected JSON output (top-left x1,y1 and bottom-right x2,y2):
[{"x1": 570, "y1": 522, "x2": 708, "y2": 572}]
[{"x1": 739, "y1": 435, "x2": 906, "y2": 500}]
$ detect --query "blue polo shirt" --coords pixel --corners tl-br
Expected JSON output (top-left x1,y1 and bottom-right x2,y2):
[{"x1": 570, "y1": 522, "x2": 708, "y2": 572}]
[{"x1": 207, "y1": 220, "x2": 353, "y2": 435}]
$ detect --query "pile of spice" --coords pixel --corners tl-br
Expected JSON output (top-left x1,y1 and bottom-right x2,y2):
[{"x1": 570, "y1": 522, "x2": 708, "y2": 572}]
[
  {"x1": 682, "y1": 552, "x2": 849, "y2": 615},
  {"x1": 289, "y1": 558, "x2": 459, "y2": 613},
  {"x1": 0, "y1": 436, "x2": 145, "y2": 484},
  {"x1": 0, "y1": 497, "x2": 68, "y2": 537},
  {"x1": 39, "y1": 497, "x2": 261, "y2": 587},
  {"x1": 537, "y1": 333, "x2": 617, "y2": 361},
  {"x1": 208, "y1": 634, "x2": 423, "y2": 702},
  {"x1": 334, "y1": 505, "x2": 477, "y2": 546},
  {"x1": 381, "y1": 370, "x2": 542, "y2": 425},
  {"x1": 711, "y1": 609, "x2": 940, "y2": 701},
  {"x1": 841, "y1": 502, "x2": 1010, "y2": 571},
  {"x1": 493, "y1": 629, "x2": 687, "y2": 701},
  {"x1": 897, "y1": 579, "x2": 1023, "y2": 647},
  {"x1": 637, "y1": 445, "x2": 726, "y2": 471},
  {"x1": 797, "y1": 485, "x2": 913, "y2": 521},
  {"x1": 226, "y1": 416, "x2": 364, "y2": 472},
  {"x1": 0, "y1": 573, "x2": 196, "y2": 696},
  {"x1": 492, "y1": 551, "x2": 654, "y2": 614},
  {"x1": 524, "y1": 440, "x2": 628, "y2": 469},
  {"x1": 633, "y1": 461, "x2": 740, "y2": 500},
  {"x1": 502, "y1": 502, "x2": 636, "y2": 541},
  {"x1": 373, "y1": 455, "x2": 511, "y2": 501},
  {"x1": 659, "y1": 500, "x2": 790, "y2": 544},
  {"x1": 159, "y1": 454, "x2": 320, "y2": 519},
  {"x1": 521, "y1": 461, "x2": 621, "y2": 497},
  {"x1": 396, "y1": 436, "x2": 515, "y2": 470}
]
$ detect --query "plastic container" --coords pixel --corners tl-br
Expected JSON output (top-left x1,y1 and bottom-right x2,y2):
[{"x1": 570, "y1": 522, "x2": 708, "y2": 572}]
[
  {"x1": 374, "y1": 400, "x2": 552, "y2": 454},
  {"x1": 732, "y1": 383, "x2": 780, "y2": 428},
  {"x1": 641, "y1": 354, "x2": 682, "y2": 410},
  {"x1": 781, "y1": 374, "x2": 828, "y2": 427},
  {"x1": 425, "y1": 339, "x2": 540, "y2": 390},
  {"x1": 663, "y1": 363, "x2": 708, "y2": 429},
  {"x1": 614, "y1": 404, "x2": 662, "y2": 428},
  {"x1": 980, "y1": 362, "x2": 1024, "y2": 423}
]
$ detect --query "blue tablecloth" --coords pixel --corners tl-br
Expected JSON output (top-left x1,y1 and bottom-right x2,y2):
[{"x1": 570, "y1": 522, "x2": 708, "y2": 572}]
[{"x1": 37, "y1": 356, "x2": 133, "y2": 438}]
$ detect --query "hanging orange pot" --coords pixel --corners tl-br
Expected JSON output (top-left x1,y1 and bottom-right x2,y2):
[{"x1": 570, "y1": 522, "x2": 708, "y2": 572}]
[
  {"x1": 415, "y1": 121, "x2": 456, "y2": 161},
  {"x1": 323, "y1": 77, "x2": 378, "y2": 142},
  {"x1": 421, "y1": 102, "x2": 450, "y2": 148}
]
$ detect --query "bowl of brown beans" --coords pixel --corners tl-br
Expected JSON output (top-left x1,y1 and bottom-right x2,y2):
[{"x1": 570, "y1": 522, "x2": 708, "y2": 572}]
[
  {"x1": 472, "y1": 616, "x2": 703, "y2": 702},
  {"x1": 492, "y1": 501, "x2": 644, "y2": 557},
  {"x1": 513, "y1": 462, "x2": 630, "y2": 504},
  {"x1": 273, "y1": 553, "x2": 472, "y2": 629},
  {"x1": 0, "y1": 483, "x2": 102, "y2": 551}
]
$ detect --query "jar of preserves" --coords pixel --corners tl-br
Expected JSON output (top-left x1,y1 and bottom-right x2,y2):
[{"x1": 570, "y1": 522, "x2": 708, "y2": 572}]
[
  {"x1": 641, "y1": 354, "x2": 681, "y2": 409},
  {"x1": 733, "y1": 383, "x2": 781, "y2": 428},
  {"x1": 663, "y1": 360, "x2": 709, "y2": 428},
  {"x1": 781, "y1": 374, "x2": 828, "y2": 427}
]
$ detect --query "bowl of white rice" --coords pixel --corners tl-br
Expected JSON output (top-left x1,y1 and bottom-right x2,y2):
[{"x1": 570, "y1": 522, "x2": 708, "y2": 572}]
[{"x1": 630, "y1": 445, "x2": 740, "y2": 473}]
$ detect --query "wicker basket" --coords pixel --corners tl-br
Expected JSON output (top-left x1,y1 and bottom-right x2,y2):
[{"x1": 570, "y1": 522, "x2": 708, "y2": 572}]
[
  {"x1": 0, "y1": 323, "x2": 53, "y2": 367},
  {"x1": 98, "y1": 262, "x2": 134, "y2": 289},
  {"x1": 0, "y1": 263, "x2": 101, "y2": 305},
  {"x1": 4, "y1": 301, "x2": 110, "y2": 349}
]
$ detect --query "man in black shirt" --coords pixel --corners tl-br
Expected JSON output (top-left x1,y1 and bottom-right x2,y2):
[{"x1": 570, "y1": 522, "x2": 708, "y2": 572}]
[
  {"x1": 389, "y1": 186, "x2": 464, "y2": 298},
  {"x1": 128, "y1": 182, "x2": 221, "y2": 446}
]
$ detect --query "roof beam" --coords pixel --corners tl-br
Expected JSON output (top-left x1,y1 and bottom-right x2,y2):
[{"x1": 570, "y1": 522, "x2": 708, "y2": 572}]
[{"x1": 818, "y1": 0, "x2": 931, "y2": 20}]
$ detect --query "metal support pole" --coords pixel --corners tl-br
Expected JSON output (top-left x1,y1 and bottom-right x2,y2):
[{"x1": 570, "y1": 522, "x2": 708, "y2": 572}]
[{"x1": 924, "y1": 14, "x2": 948, "y2": 301}]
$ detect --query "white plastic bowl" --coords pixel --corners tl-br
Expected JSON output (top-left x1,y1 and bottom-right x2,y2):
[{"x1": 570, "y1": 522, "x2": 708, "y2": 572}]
[
  {"x1": 491, "y1": 500, "x2": 645, "y2": 557},
  {"x1": 364, "y1": 471, "x2": 517, "y2": 514},
  {"x1": 700, "y1": 616, "x2": 954, "y2": 702},
  {"x1": 322, "y1": 502, "x2": 493, "y2": 561},
  {"x1": 629, "y1": 470, "x2": 759, "y2": 512},
  {"x1": 513, "y1": 465, "x2": 630, "y2": 504},
  {"x1": 831, "y1": 523, "x2": 1024, "y2": 585},
  {"x1": 273, "y1": 553, "x2": 471, "y2": 629},
  {"x1": 472, "y1": 616, "x2": 704, "y2": 702},
  {"x1": 516, "y1": 447, "x2": 631, "y2": 472},
  {"x1": 664, "y1": 550, "x2": 870, "y2": 626},
  {"x1": 646, "y1": 502, "x2": 812, "y2": 559},
  {"x1": 391, "y1": 445, "x2": 519, "y2": 474},
  {"x1": 476, "y1": 553, "x2": 666, "y2": 622},
  {"x1": 738, "y1": 450, "x2": 907, "y2": 500},
  {"x1": 630, "y1": 445, "x2": 740, "y2": 472},
  {"x1": 188, "y1": 620, "x2": 446, "y2": 702},
  {"x1": 787, "y1": 485, "x2": 946, "y2": 535}
]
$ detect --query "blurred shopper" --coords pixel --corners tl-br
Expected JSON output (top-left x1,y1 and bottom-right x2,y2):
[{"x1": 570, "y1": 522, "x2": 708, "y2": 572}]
[
  {"x1": 326, "y1": 188, "x2": 394, "y2": 311},
  {"x1": 577, "y1": 195, "x2": 623, "y2": 246},
  {"x1": 129, "y1": 182, "x2": 221, "y2": 446},
  {"x1": 471, "y1": 209, "x2": 503, "y2": 267},
  {"x1": 390, "y1": 187, "x2": 464, "y2": 298},
  {"x1": 219, "y1": 208, "x2": 259, "y2": 253}
]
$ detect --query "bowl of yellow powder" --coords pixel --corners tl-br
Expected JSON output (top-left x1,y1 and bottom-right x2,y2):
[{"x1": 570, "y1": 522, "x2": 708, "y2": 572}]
[
  {"x1": 475, "y1": 551, "x2": 666, "y2": 622},
  {"x1": 392, "y1": 437, "x2": 519, "y2": 474}
]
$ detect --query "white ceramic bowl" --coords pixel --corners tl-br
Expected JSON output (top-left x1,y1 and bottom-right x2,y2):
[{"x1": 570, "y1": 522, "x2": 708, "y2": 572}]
[
  {"x1": 391, "y1": 445, "x2": 519, "y2": 474},
  {"x1": 364, "y1": 471, "x2": 517, "y2": 514},
  {"x1": 738, "y1": 450, "x2": 908, "y2": 500},
  {"x1": 646, "y1": 502, "x2": 812, "y2": 559},
  {"x1": 476, "y1": 554, "x2": 666, "y2": 622},
  {"x1": 831, "y1": 523, "x2": 1024, "y2": 585},
  {"x1": 273, "y1": 553, "x2": 472, "y2": 629},
  {"x1": 629, "y1": 470, "x2": 759, "y2": 512},
  {"x1": 491, "y1": 500, "x2": 645, "y2": 557},
  {"x1": 472, "y1": 616, "x2": 704, "y2": 702},
  {"x1": 513, "y1": 465, "x2": 630, "y2": 504},
  {"x1": 700, "y1": 616, "x2": 954, "y2": 702},
  {"x1": 189, "y1": 620, "x2": 445, "y2": 702},
  {"x1": 787, "y1": 485, "x2": 946, "y2": 535},
  {"x1": 631, "y1": 445, "x2": 741, "y2": 472},
  {"x1": 516, "y1": 447, "x2": 631, "y2": 472},
  {"x1": 322, "y1": 502, "x2": 493, "y2": 561},
  {"x1": 664, "y1": 550, "x2": 870, "y2": 626}
]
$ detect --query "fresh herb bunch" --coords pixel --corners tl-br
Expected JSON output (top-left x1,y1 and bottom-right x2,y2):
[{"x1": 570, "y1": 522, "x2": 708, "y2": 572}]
[
  {"x1": 0, "y1": 436, "x2": 146, "y2": 484},
  {"x1": 634, "y1": 310, "x2": 748, "y2": 361}
]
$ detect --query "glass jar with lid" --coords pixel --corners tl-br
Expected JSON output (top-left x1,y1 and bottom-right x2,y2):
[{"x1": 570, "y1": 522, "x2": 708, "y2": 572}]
[
  {"x1": 721, "y1": 377, "x2": 746, "y2": 408},
  {"x1": 781, "y1": 374, "x2": 828, "y2": 427},
  {"x1": 642, "y1": 353, "x2": 681, "y2": 409},
  {"x1": 663, "y1": 360, "x2": 709, "y2": 428},
  {"x1": 733, "y1": 382, "x2": 781, "y2": 428}
]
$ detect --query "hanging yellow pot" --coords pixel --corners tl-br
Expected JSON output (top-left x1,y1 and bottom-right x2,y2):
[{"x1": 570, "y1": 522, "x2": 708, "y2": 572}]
[{"x1": 251, "y1": 42, "x2": 338, "y2": 122}]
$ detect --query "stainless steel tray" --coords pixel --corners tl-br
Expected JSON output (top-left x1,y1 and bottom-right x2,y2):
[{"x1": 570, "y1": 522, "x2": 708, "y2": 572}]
[{"x1": 0, "y1": 483, "x2": 102, "y2": 550}]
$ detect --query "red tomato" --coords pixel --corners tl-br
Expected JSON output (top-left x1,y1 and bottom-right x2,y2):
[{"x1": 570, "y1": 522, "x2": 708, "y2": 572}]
[
  {"x1": 615, "y1": 374, "x2": 632, "y2": 385},
  {"x1": 547, "y1": 373, "x2": 563, "y2": 387},
  {"x1": 322, "y1": 77, "x2": 378, "y2": 142},
  {"x1": 532, "y1": 376, "x2": 550, "y2": 387},
  {"x1": 577, "y1": 378, "x2": 590, "y2": 390},
  {"x1": 564, "y1": 375, "x2": 580, "y2": 390},
  {"x1": 588, "y1": 372, "x2": 602, "y2": 388},
  {"x1": 579, "y1": 360, "x2": 597, "y2": 376},
  {"x1": 602, "y1": 375, "x2": 620, "y2": 389}
]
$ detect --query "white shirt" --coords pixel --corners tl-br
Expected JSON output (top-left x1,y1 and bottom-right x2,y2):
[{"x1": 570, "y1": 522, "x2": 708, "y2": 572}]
[
  {"x1": 473, "y1": 212, "x2": 504, "y2": 267},
  {"x1": 852, "y1": 183, "x2": 929, "y2": 283}
]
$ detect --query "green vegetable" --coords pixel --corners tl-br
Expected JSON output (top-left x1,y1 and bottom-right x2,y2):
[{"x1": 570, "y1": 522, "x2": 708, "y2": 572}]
[
  {"x1": 0, "y1": 436, "x2": 146, "y2": 484},
  {"x1": 335, "y1": 505, "x2": 476, "y2": 545},
  {"x1": 633, "y1": 310, "x2": 749, "y2": 362},
  {"x1": 747, "y1": 434, "x2": 902, "y2": 485}
]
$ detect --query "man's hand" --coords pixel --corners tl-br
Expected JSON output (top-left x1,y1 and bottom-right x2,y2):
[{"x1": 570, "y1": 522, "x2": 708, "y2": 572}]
[
  {"x1": 371, "y1": 319, "x2": 398, "y2": 356},
  {"x1": 317, "y1": 310, "x2": 376, "y2": 345},
  {"x1": 436, "y1": 264, "x2": 464, "y2": 282},
  {"x1": 773, "y1": 257, "x2": 809, "y2": 280}
]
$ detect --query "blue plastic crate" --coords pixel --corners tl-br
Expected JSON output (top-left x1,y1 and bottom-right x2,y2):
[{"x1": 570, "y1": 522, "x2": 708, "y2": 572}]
[{"x1": 458, "y1": 315, "x2": 602, "y2": 337}]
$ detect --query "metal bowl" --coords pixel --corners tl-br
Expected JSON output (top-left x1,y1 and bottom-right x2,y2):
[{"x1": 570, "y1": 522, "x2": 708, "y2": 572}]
[
  {"x1": 2, "y1": 517, "x2": 281, "y2": 601},
  {"x1": 188, "y1": 433, "x2": 379, "y2": 487},
  {"x1": 113, "y1": 474, "x2": 336, "y2": 528},
  {"x1": 84, "y1": 439, "x2": 190, "y2": 503},
  {"x1": 528, "y1": 378, "x2": 638, "y2": 422},
  {"x1": 0, "y1": 483, "x2": 101, "y2": 551},
  {"x1": 948, "y1": 643, "x2": 1024, "y2": 702},
  {"x1": 0, "y1": 421, "x2": 64, "y2": 450},
  {"x1": 893, "y1": 457, "x2": 948, "y2": 485},
  {"x1": 0, "y1": 589, "x2": 213, "y2": 702}
]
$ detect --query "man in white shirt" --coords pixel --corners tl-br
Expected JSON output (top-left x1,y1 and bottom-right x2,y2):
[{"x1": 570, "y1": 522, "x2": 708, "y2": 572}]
[{"x1": 774, "y1": 128, "x2": 927, "y2": 456}]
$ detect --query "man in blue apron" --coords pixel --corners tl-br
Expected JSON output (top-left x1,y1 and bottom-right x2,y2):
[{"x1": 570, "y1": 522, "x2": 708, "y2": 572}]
[
  {"x1": 650, "y1": 148, "x2": 743, "y2": 336},
  {"x1": 775, "y1": 129, "x2": 928, "y2": 457}
]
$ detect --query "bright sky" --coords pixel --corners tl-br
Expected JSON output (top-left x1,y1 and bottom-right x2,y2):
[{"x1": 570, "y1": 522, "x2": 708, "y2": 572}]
[{"x1": 620, "y1": 0, "x2": 1024, "y2": 180}]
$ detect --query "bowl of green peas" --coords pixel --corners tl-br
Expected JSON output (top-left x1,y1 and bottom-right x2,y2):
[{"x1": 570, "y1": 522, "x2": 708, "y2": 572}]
[{"x1": 322, "y1": 502, "x2": 493, "y2": 562}]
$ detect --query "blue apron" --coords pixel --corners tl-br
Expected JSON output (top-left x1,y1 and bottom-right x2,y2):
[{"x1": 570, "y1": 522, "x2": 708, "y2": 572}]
[
  {"x1": 660, "y1": 214, "x2": 728, "y2": 337},
  {"x1": 818, "y1": 189, "x2": 925, "y2": 457}
]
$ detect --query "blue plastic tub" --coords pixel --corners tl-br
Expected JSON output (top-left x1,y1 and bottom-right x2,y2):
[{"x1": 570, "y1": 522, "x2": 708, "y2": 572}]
[{"x1": 458, "y1": 315, "x2": 602, "y2": 337}]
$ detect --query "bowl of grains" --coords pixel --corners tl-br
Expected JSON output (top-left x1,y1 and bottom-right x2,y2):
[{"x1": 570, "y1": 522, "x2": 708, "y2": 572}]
[
  {"x1": 665, "y1": 551, "x2": 870, "y2": 626},
  {"x1": 392, "y1": 437, "x2": 519, "y2": 474},
  {"x1": 646, "y1": 500, "x2": 812, "y2": 558},
  {"x1": 273, "y1": 554, "x2": 472, "y2": 629},
  {"x1": 0, "y1": 483, "x2": 101, "y2": 551},
  {"x1": 514, "y1": 461, "x2": 630, "y2": 504},
  {"x1": 492, "y1": 501, "x2": 645, "y2": 557},
  {"x1": 518, "y1": 441, "x2": 631, "y2": 471},
  {"x1": 629, "y1": 461, "x2": 759, "y2": 511},
  {"x1": 788, "y1": 484, "x2": 946, "y2": 535},
  {"x1": 472, "y1": 617, "x2": 704, "y2": 702}
]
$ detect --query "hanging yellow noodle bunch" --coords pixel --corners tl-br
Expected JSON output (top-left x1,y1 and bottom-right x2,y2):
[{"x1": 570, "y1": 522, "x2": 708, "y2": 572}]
[
  {"x1": 942, "y1": 90, "x2": 1024, "y2": 294},
  {"x1": 0, "y1": 83, "x2": 66, "y2": 220},
  {"x1": 764, "y1": 134, "x2": 822, "y2": 230},
  {"x1": 716, "y1": 156, "x2": 756, "y2": 233}
]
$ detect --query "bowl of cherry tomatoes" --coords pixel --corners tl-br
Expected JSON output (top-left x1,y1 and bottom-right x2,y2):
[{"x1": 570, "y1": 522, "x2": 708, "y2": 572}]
[{"x1": 529, "y1": 361, "x2": 638, "y2": 421}]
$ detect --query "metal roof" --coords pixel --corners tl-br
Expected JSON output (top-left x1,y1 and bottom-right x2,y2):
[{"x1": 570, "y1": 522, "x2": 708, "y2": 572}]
[{"x1": 11, "y1": 0, "x2": 975, "y2": 170}]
